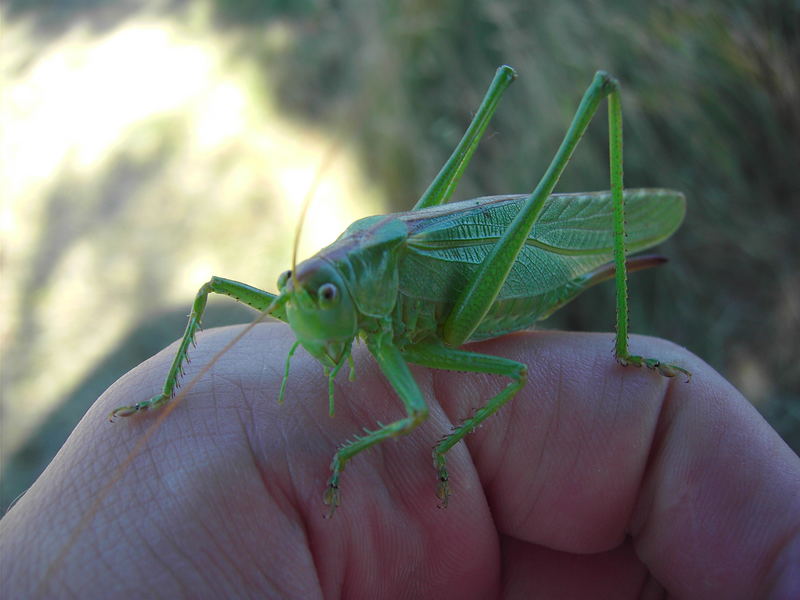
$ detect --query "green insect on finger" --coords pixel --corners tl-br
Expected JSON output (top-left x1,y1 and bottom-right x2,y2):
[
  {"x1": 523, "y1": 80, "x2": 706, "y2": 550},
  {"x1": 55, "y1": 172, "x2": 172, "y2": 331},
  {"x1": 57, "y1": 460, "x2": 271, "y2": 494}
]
[{"x1": 111, "y1": 65, "x2": 690, "y2": 515}]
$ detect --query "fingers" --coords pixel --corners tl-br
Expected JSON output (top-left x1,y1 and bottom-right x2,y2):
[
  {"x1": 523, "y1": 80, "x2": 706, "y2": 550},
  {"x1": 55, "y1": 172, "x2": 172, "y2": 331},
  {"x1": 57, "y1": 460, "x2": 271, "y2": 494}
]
[
  {"x1": 436, "y1": 331, "x2": 800, "y2": 599},
  {"x1": 18, "y1": 324, "x2": 795, "y2": 599},
  {"x1": 501, "y1": 536, "x2": 650, "y2": 598}
]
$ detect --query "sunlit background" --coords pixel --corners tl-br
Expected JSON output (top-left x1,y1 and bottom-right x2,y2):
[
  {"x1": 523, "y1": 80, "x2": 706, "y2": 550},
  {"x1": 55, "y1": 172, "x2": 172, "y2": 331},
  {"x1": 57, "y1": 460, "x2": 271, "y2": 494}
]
[{"x1": 2, "y1": 0, "x2": 798, "y2": 510}]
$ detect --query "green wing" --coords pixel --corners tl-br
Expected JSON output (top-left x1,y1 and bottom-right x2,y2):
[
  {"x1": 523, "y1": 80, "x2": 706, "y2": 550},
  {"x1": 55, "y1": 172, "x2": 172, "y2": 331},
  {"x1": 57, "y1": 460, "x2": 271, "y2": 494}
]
[{"x1": 399, "y1": 189, "x2": 685, "y2": 304}]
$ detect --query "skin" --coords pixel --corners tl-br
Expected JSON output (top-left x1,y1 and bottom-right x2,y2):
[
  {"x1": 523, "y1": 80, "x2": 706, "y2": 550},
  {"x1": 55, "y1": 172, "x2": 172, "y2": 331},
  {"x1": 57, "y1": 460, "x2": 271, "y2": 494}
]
[{"x1": 2, "y1": 324, "x2": 798, "y2": 599}]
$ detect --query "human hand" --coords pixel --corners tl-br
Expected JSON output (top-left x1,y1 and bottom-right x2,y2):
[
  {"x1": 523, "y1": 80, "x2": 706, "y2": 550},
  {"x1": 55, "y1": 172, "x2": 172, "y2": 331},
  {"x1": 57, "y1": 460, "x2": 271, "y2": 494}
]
[{"x1": 2, "y1": 324, "x2": 798, "y2": 598}]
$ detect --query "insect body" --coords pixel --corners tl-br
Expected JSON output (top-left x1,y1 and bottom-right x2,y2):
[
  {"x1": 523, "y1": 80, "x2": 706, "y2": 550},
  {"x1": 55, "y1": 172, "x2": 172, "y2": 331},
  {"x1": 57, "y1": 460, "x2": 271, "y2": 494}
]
[{"x1": 110, "y1": 66, "x2": 689, "y2": 513}]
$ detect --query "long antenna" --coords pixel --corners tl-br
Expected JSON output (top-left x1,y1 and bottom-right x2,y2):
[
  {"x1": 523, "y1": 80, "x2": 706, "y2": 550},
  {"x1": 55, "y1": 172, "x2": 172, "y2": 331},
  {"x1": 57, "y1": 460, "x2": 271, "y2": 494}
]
[
  {"x1": 290, "y1": 79, "x2": 376, "y2": 279},
  {"x1": 291, "y1": 130, "x2": 349, "y2": 278}
]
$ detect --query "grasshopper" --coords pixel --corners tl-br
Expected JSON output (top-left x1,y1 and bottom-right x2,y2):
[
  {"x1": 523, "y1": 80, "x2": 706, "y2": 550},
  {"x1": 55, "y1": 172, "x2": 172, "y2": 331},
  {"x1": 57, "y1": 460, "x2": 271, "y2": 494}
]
[{"x1": 110, "y1": 66, "x2": 689, "y2": 514}]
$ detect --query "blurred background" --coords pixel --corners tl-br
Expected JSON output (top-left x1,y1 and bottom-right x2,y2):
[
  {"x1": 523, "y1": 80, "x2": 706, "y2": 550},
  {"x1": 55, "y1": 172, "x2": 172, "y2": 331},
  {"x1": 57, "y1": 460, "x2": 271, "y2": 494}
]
[{"x1": 2, "y1": 0, "x2": 798, "y2": 511}]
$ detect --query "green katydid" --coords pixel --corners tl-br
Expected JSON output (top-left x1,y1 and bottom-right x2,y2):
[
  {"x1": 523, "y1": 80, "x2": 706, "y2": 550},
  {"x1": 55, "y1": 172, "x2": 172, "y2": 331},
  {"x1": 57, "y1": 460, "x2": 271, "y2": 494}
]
[{"x1": 109, "y1": 65, "x2": 690, "y2": 514}]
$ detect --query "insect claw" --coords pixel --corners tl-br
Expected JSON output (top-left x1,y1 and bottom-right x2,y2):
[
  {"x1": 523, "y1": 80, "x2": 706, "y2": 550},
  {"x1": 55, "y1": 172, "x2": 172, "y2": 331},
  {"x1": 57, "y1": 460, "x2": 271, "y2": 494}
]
[
  {"x1": 658, "y1": 363, "x2": 692, "y2": 382},
  {"x1": 431, "y1": 451, "x2": 451, "y2": 507},
  {"x1": 323, "y1": 478, "x2": 341, "y2": 518},
  {"x1": 436, "y1": 486, "x2": 450, "y2": 509},
  {"x1": 617, "y1": 354, "x2": 692, "y2": 383},
  {"x1": 108, "y1": 404, "x2": 139, "y2": 421}
]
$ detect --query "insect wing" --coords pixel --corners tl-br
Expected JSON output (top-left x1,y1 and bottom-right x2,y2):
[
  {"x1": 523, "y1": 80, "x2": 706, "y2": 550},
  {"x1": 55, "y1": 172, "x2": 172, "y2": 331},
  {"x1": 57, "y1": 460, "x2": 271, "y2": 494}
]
[{"x1": 400, "y1": 189, "x2": 684, "y2": 304}]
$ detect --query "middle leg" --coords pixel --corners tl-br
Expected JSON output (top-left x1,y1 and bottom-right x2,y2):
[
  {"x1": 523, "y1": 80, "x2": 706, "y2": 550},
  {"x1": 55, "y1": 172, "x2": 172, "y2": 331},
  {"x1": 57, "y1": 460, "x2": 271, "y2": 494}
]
[{"x1": 402, "y1": 341, "x2": 527, "y2": 507}]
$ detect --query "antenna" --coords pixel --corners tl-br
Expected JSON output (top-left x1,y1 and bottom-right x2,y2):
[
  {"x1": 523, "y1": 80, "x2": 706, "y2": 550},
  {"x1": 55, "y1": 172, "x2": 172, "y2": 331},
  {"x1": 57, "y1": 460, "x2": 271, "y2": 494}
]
[{"x1": 291, "y1": 133, "x2": 348, "y2": 279}]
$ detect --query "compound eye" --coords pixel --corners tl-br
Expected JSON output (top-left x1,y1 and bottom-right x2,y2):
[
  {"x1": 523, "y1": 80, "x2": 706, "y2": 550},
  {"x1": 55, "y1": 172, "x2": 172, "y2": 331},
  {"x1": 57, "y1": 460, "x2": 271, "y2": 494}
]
[
  {"x1": 277, "y1": 270, "x2": 291, "y2": 289},
  {"x1": 318, "y1": 282, "x2": 339, "y2": 308}
]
